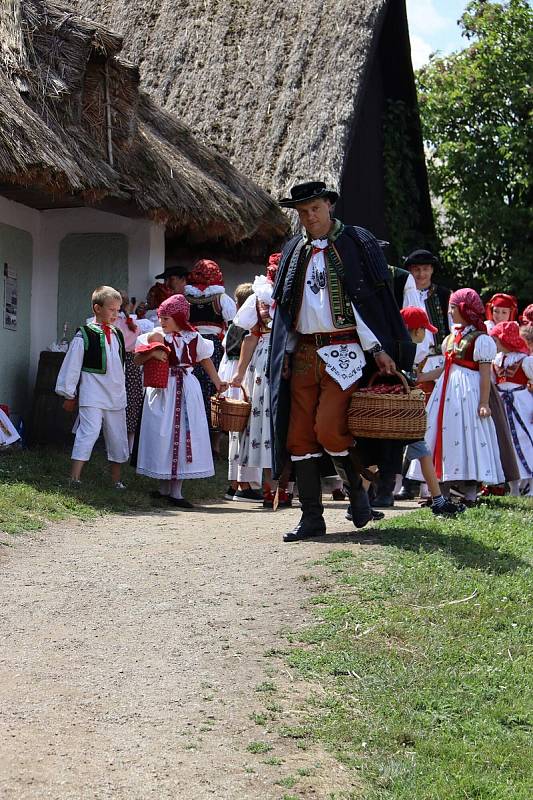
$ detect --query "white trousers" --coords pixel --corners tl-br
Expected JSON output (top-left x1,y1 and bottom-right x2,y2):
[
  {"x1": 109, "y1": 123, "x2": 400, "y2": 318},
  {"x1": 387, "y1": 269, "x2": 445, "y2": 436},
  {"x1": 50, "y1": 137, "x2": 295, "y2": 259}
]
[{"x1": 72, "y1": 406, "x2": 129, "y2": 463}]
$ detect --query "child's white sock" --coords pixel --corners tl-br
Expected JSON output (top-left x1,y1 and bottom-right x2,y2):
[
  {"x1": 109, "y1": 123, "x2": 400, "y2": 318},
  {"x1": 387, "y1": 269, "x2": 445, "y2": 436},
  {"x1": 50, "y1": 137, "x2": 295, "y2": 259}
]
[
  {"x1": 509, "y1": 480, "x2": 520, "y2": 497},
  {"x1": 170, "y1": 479, "x2": 183, "y2": 499},
  {"x1": 159, "y1": 480, "x2": 171, "y2": 496}
]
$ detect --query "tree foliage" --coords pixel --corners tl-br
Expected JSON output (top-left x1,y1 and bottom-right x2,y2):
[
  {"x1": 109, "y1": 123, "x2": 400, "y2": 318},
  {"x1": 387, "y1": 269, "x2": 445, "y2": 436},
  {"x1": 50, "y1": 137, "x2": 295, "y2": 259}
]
[{"x1": 416, "y1": 0, "x2": 532, "y2": 304}]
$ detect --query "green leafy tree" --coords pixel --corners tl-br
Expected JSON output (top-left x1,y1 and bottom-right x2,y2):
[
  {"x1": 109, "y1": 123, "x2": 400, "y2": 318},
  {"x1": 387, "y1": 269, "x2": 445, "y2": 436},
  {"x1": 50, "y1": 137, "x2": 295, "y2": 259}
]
[{"x1": 416, "y1": 0, "x2": 532, "y2": 304}]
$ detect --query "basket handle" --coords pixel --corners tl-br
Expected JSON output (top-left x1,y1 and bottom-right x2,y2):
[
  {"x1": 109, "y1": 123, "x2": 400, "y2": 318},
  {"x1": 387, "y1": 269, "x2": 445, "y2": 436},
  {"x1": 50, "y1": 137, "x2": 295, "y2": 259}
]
[
  {"x1": 219, "y1": 384, "x2": 249, "y2": 403},
  {"x1": 367, "y1": 369, "x2": 410, "y2": 394}
]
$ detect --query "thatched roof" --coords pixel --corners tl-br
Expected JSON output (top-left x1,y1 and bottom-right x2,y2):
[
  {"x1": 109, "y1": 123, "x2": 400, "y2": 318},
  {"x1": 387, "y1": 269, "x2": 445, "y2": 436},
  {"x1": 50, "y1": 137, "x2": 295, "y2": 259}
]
[
  {"x1": 0, "y1": 0, "x2": 288, "y2": 247},
  {"x1": 72, "y1": 0, "x2": 393, "y2": 198}
]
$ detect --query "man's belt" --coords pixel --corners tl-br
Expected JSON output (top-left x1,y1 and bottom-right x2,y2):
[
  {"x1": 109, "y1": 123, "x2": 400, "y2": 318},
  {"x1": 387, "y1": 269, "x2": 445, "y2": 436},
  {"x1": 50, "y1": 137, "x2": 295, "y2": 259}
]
[{"x1": 299, "y1": 331, "x2": 360, "y2": 347}]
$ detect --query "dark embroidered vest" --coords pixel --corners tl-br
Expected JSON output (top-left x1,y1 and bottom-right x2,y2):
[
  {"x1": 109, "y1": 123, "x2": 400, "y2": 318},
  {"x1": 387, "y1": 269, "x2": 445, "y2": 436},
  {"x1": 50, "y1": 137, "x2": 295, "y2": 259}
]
[
  {"x1": 290, "y1": 223, "x2": 357, "y2": 330},
  {"x1": 188, "y1": 295, "x2": 224, "y2": 326},
  {"x1": 224, "y1": 323, "x2": 247, "y2": 361},
  {"x1": 78, "y1": 324, "x2": 125, "y2": 374},
  {"x1": 425, "y1": 284, "x2": 451, "y2": 348}
]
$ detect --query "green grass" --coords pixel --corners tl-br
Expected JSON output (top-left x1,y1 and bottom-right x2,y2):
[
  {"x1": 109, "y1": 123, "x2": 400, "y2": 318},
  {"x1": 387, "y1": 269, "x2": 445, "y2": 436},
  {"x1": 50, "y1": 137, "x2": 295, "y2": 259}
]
[
  {"x1": 0, "y1": 444, "x2": 229, "y2": 536},
  {"x1": 246, "y1": 741, "x2": 273, "y2": 754},
  {"x1": 282, "y1": 498, "x2": 533, "y2": 800}
]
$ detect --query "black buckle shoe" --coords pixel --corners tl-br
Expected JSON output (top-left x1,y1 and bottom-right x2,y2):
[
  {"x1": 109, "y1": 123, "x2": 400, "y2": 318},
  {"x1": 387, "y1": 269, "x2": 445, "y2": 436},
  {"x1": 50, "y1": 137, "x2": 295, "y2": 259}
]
[{"x1": 283, "y1": 517, "x2": 326, "y2": 542}]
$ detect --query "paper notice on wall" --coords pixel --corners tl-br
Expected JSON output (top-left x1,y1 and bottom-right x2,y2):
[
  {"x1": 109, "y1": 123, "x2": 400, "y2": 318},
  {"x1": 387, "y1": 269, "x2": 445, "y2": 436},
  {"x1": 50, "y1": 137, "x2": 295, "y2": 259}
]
[{"x1": 3, "y1": 262, "x2": 17, "y2": 331}]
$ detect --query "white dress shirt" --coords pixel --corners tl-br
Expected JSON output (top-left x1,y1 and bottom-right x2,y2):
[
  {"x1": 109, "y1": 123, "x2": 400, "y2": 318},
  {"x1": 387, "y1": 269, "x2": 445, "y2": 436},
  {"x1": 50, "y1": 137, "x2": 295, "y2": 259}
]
[{"x1": 56, "y1": 329, "x2": 127, "y2": 410}]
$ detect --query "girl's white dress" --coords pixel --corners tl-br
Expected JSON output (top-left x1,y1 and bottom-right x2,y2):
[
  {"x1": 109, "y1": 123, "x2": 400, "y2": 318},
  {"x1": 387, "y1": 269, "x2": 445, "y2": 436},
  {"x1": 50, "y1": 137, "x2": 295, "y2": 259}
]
[
  {"x1": 493, "y1": 351, "x2": 533, "y2": 482},
  {"x1": 0, "y1": 408, "x2": 19, "y2": 446},
  {"x1": 136, "y1": 330, "x2": 215, "y2": 480},
  {"x1": 408, "y1": 328, "x2": 505, "y2": 484},
  {"x1": 237, "y1": 330, "x2": 272, "y2": 471}
]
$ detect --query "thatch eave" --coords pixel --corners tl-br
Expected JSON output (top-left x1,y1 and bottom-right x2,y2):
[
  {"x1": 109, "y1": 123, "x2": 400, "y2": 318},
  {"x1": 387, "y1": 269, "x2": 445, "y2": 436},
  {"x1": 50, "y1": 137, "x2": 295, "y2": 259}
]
[{"x1": 0, "y1": 0, "x2": 288, "y2": 249}]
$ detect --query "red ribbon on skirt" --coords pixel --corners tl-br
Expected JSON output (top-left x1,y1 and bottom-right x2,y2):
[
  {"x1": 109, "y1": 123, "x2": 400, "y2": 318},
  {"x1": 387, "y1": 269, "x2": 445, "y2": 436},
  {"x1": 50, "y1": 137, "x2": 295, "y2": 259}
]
[{"x1": 171, "y1": 367, "x2": 193, "y2": 478}]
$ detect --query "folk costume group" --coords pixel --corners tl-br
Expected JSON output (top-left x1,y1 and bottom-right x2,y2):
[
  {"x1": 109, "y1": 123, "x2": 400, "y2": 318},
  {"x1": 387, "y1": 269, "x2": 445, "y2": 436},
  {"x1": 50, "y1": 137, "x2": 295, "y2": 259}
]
[{"x1": 51, "y1": 179, "x2": 533, "y2": 539}]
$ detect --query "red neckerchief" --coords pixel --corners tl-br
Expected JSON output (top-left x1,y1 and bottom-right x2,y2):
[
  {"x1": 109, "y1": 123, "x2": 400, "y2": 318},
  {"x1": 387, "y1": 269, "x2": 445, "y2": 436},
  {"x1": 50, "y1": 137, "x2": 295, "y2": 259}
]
[
  {"x1": 311, "y1": 245, "x2": 327, "y2": 257},
  {"x1": 99, "y1": 323, "x2": 112, "y2": 345}
]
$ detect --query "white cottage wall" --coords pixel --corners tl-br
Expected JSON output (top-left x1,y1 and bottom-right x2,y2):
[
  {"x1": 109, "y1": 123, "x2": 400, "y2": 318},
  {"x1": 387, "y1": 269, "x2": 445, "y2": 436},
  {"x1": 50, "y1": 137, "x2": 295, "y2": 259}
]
[
  {"x1": 0, "y1": 197, "x2": 165, "y2": 419},
  {"x1": 29, "y1": 209, "x2": 165, "y2": 386}
]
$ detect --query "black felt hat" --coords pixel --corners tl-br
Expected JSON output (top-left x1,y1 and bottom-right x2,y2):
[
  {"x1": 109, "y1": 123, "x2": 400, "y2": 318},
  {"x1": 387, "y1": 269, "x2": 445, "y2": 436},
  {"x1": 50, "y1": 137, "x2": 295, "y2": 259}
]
[
  {"x1": 154, "y1": 265, "x2": 190, "y2": 280},
  {"x1": 403, "y1": 249, "x2": 439, "y2": 268},
  {"x1": 279, "y1": 181, "x2": 339, "y2": 208}
]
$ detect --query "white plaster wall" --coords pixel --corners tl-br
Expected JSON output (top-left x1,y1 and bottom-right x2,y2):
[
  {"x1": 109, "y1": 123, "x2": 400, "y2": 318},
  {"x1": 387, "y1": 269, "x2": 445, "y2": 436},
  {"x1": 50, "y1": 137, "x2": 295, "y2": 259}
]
[
  {"x1": 0, "y1": 198, "x2": 165, "y2": 390},
  {"x1": 30, "y1": 209, "x2": 164, "y2": 385}
]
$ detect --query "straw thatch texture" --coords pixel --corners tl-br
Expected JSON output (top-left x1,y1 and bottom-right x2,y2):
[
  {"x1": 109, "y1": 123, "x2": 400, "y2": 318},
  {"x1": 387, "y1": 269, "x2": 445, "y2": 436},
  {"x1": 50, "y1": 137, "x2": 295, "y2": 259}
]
[
  {"x1": 0, "y1": 0, "x2": 288, "y2": 246},
  {"x1": 73, "y1": 0, "x2": 389, "y2": 197}
]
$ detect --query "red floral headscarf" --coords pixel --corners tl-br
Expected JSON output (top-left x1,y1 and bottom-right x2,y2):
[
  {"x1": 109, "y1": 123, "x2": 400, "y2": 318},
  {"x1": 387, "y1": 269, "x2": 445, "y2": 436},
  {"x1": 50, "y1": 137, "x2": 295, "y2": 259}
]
[
  {"x1": 158, "y1": 294, "x2": 196, "y2": 332},
  {"x1": 449, "y1": 288, "x2": 486, "y2": 331},
  {"x1": 520, "y1": 304, "x2": 533, "y2": 325},
  {"x1": 485, "y1": 293, "x2": 518, "y2": 322},
  {"x1": 188, "y1": 259, "x2": 224, "y2": 291},
  {"x1": 490, "y1": 321, "x2": 529, "y2": 354},
  {"x1": 266, "y1": 252, "x2": 281, "y2": 284}
]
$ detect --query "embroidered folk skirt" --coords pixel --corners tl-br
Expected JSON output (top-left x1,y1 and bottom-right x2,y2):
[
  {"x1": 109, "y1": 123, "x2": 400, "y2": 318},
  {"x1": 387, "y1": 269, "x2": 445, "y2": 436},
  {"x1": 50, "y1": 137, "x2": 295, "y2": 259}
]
[
  {"x1": 125, "y1": 351, "x2": 144, "y2": 434},
  {"x1": 237, "y1": 334, "x2": 273, "y2": 471}
]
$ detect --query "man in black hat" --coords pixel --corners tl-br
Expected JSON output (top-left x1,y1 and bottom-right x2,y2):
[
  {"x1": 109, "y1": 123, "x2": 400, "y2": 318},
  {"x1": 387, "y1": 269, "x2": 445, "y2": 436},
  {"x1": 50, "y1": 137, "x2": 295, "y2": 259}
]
[
  {"x1": 403, "y1": 249, "x2": 451, "y2": 351},
  {"x1": 155, "y1": 265, "x2": 190, "y2": 295},
  {"x1": 147, "y1": 265, "x2": 190, "y2": 313},
  {"x1": 269, "y1": 181, "x2": 415, "y2": 542}
]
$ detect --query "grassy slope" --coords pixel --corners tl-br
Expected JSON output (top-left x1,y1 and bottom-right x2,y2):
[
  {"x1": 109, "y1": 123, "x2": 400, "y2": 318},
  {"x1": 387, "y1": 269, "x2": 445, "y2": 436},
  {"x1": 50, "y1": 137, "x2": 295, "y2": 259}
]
[
  {"x1": 283, "y1": 499, "x2": 533, "y2": 799},
  {"x1": 0, "y1": 446, "x2": 228, "y2": 536}
]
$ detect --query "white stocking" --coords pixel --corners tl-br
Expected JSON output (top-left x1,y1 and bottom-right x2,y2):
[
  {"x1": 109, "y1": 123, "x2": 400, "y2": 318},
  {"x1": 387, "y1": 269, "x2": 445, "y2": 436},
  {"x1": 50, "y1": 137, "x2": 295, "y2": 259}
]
[
  {"x1": 509, "y1": 480, "x2": 520, "y2": 497},
  {"x1": 170, "y1": 479, "x2": 183, "y2": 499}
]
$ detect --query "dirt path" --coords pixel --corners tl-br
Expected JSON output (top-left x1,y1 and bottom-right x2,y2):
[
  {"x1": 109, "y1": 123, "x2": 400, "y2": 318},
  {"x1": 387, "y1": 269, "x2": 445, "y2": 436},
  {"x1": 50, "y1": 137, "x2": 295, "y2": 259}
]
[{"x1": 0, "y1": 498, "x2": 417, "y2": 800}]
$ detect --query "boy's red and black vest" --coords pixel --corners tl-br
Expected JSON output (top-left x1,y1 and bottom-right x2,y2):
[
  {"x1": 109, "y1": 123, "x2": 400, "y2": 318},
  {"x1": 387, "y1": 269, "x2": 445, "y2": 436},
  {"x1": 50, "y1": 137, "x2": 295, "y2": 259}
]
[{"x1": 78, "y1": 323, "x2": 125, "y2": 374}]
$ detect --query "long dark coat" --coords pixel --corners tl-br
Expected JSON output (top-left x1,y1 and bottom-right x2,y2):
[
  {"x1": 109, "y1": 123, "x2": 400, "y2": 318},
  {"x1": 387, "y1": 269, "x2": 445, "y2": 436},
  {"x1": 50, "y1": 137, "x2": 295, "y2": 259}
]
[{"x1": 268, "y1": 225, "x2": 415, "y2": 478}]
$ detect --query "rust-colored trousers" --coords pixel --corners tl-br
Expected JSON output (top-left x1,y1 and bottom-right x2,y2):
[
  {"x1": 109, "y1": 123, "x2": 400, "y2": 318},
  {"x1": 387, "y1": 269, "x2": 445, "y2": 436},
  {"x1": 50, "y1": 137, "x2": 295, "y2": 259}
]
[{"x1": 287, "y1": 340, "x2": 357, "y2": 457}]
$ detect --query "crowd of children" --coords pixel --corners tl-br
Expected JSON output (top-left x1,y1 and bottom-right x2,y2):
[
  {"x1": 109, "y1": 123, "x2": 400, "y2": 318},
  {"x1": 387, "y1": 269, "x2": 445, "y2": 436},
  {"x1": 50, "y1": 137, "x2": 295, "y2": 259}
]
[{"x1": 41, "y1": 258, "x2": 533, "y2": 513}]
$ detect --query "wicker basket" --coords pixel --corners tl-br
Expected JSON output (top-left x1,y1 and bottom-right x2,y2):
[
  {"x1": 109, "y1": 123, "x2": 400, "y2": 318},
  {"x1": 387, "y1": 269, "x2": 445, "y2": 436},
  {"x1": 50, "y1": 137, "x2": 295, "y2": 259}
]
[
  {"x1": 348, "y1": 371, "x2": 426, "y2": 441},
  {"x1": 210, "y1": 386, "x2": 251, "y2": 433}
]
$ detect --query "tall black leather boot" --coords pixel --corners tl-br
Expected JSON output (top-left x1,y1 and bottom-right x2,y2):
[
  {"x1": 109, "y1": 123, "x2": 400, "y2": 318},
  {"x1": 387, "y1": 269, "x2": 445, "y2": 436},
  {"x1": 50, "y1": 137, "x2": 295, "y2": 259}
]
[
  {"x1": 284, "y1": 458, "x2": 326, "y2": 542},
  {"x1": 331, "y1": 448, "x2": 373, "y2": 529}
]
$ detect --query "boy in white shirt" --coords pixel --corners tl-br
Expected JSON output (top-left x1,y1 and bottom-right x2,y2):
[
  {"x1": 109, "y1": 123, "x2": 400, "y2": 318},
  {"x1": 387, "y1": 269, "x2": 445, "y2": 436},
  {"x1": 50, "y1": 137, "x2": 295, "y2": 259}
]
[{"x1": 56, "y1": 286, "x2": 129, "y2": 487}]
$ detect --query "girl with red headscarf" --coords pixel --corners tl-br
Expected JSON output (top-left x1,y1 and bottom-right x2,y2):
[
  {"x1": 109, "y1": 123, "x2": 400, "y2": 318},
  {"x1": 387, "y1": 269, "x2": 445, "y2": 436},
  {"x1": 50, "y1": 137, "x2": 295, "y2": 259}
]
[
  {"x1": 490, "y1": 322, "x2": 533, "y2": 496},
  {"x1": 408, "y1": 288, "x2": 504, "y2": 503},
  {"x1": 134, "y1": 294, "x2": 227, "y2": 507},
  {"x1": 484, "y1": 293, "x2": 518, "y2": 333}
]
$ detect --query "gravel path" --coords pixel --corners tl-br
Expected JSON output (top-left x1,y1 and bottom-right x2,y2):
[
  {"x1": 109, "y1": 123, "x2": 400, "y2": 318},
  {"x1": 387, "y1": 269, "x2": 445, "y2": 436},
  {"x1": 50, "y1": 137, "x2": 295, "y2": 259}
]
[{"x1": 0, "y1": 497, "x2": 417, "y2": 799}]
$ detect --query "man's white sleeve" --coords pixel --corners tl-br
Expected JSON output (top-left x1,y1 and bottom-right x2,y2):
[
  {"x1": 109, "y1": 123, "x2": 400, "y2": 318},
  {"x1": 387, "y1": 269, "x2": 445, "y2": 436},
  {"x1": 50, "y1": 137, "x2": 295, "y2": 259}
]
[{"x1": 351, "y1": 304, "x2": 381, "y2": 351}]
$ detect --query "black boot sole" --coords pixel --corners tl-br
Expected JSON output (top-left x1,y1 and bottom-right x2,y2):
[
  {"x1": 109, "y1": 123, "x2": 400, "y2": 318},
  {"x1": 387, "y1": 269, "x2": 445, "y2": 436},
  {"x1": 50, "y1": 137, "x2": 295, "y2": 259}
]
[{"x1": 283, "y1": 528, "x2": 326, "y2": 542}]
